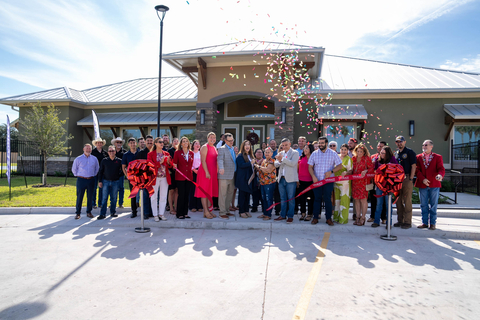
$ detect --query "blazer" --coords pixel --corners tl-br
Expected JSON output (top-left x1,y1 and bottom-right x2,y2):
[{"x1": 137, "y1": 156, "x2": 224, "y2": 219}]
[
  {"x1": 235, "y1": 154, "x2": 253, "y2": 193},
  {"x1": 173, "y1": 149, "x2": 194, "y2": 181},
  {"x1": 217, "y1": 145, "x2": 236, "y2": 180},
  {"x1": 415, "y1": 153, "x2": 445, "y2": 189},
  {"x1": 147, "y1": 150, "x2": 173, "y2": 185},
  {"x1": 274, "y1": 148, "x2": 299, "y2": 183}
]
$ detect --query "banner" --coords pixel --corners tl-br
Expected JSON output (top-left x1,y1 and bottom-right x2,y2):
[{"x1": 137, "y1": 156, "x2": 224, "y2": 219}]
[
  {"x1": 6, "y1": 115, "x2": 11, "y2": 186},
  {"x1": 92, "y1": 110, "x2": 100, "y2": 140}
]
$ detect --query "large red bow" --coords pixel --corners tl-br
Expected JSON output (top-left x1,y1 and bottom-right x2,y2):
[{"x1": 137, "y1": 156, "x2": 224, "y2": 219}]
[
  {"x1": 127, "y1": 160, "x2": 157, "y2": 199},
  {"x1": 374, "y1": 163, "x2": 405, "y2": 203}
]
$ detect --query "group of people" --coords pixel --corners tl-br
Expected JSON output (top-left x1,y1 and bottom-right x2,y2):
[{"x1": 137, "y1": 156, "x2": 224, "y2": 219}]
[{"x1": 72, "y1": 132, "x2": 445, "y2": 230}]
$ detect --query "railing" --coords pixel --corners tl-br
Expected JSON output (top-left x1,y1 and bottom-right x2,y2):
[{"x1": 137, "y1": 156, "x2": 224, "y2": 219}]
[
  {"x1": 1, "y1": 138, "x2": 43, "y2": 177},
  {"x1": 450, "y1": 140, "x2": 480, "y2": 196}
]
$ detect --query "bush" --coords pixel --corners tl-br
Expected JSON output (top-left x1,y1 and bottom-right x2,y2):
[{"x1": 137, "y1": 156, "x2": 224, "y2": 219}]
[
  {"x1": 54, "y1": 171, "x2": 63, "y2": 177},
  {"x1": 441, "y1": 179, "x2": 456, "y2": 192}
]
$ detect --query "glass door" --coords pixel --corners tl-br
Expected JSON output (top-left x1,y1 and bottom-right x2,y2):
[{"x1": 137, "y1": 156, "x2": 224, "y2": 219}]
[
  {"x1": 323, "y1": 123, "x2": 356, "y2": 145},
  {"x1": 242, "y1": 125, "x2": 264, "y2": 151}
]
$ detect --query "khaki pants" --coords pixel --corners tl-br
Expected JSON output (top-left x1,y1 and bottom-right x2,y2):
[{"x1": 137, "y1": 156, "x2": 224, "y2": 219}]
[
  {"x1": 396, "y1": 179, "x2": 413, "y2": 224},
  {"x1": 219, "y1": 178, "x2": 235, "y2": 215}
]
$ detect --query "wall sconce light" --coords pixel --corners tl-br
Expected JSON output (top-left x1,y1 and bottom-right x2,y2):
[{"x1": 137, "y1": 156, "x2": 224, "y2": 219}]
[
  {"x1": 200, "y1": 110, "x2": 205, "y2": 125},
  {"x1": 409, "y1": 120, "x2": 415, "y2": 136},
  {"x1": 281, "y1": 107, "x2": 286, "y2": 123}
]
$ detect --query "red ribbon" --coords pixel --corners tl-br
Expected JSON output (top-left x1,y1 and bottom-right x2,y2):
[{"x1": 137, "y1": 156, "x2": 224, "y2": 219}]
[
  {"x1": 126, "y1": 160, "x2": 157, "y2": 199},
  {"x1": 174, "y1": 167, "x2": 214, "y2": 212},
  {"x1": 266, "y1": 173, "x2": 376, "y2": 211},
  {"x1": 373, "y1": 163, "x2": 405, "y2": 204}
]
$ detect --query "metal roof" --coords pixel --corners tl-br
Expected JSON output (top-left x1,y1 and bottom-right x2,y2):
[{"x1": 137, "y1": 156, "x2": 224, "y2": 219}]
[
  {"x1": 0, "y1": 76, "x2": 197, "y2": 105},
  {"x1": 302, "y1": 55, "x2": 480, "y2": 93},
  {"x1": 164, "y1": 40, "x2": 324, "y2": 58},
  {"x1": 315, "y1": 104, "x2": 368, "y2": 120},
  {"x1": 77, "y1": 111, "x2": 196, "y2": 126},
  {"x1": 444, "y1": 104, "x2": 480, "y2": 119}
]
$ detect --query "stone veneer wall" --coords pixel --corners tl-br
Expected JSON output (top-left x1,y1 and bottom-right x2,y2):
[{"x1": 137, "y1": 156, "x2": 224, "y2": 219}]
[{"x1": 195, "y1": 102, "x2": 218, "y2": 144}]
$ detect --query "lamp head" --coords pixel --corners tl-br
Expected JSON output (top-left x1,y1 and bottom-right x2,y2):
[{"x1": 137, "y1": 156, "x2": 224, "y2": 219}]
[{"x1": 155, "y1": 5, "x2": 169, "y2": 21}]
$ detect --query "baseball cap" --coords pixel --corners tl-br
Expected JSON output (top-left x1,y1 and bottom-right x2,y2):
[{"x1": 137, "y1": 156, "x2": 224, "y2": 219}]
[{"x1": 395, "y1": 135, "x2": 406, "y2": 142}]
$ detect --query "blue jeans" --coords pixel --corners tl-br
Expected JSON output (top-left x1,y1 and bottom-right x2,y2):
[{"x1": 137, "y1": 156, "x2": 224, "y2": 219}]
[
  {"x1": 312, "y1": 182, "x2": 334, "y2": 220},
  {"x1": 92, "y1": 174, "x2": 103, "y2": 207},
  {"x1": 117, "y1": 176, "x2": 125, "y2": 206},
  {"x1": 76, "y1": 177, "x2": 94, "y2": 214},
  {"x1": 419, "y1": 187, "x2": 440, "y2": 226},
  {"x1": 374, "y1": 188, "x2": 393, "y2": 225},
  {"x1": 261, "y1": 183, "x2": 276, "y2": 217},
  {"x1": 278, "y1": 177, "x2": 296, "y2": 218},
  {"x1": 101, "y1": 180, "x2": 119, "y2": 216}
]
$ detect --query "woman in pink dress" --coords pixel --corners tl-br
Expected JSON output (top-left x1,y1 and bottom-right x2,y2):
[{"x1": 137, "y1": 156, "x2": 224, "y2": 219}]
[{"x1": 195, "y1": 132, "x2": 219, "y2": 219}]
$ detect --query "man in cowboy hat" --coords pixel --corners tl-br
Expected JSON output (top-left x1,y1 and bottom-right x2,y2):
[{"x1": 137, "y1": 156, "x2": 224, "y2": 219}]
[
  {"x1": 91, "y1": 137, "x2": 107, "y2": 209},
  {"x1": 111, "y1": 137, "x2": 126, "y2": 209}
]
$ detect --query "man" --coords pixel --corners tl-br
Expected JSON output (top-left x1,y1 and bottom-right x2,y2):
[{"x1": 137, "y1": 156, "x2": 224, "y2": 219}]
[
  {"x1": 394, "y1": 135, "x2": 417, "y2": 229},
  {"x1": 269, "y1": 139, "x2": 278, "y2": 158},
  {"x1": 137, "y1": 137, "x2": 146, "y2": 151},
  {"x1": 97, "y1": 145, "x2": 123, "y2": 220},
  {"x1": 296, "y1": 136, "x2": 306, "y2": 156},
  {"x1": 216, "y1": 133, "x2": 225, "y2": 148},
  {"x1": 72, "y1": 144, "x2": 99, "y2": 220},
  {"x1": 328, "y1": 141, "x2": 338, "y2": 153},
  {"x1": 135, "y1": 135, "x2": 154, "y2": 219},
  {"x1": 308, "y1": 136, "x2": 343, "y2": 226},
  {"x1": 217, "y1": 133, "x2": 236, "y2": 219},
  {"x1": 162, "y1": 134, "x2": 170, "y2": 151},
  {"x1": 347, "y1": 138, "x2": 358, "y2": 158},
  {"x1": 91, "y1": 137, "x2": 107, "y2": 209},
  {"x1": 112, "y1": 137, "x2": 126, "y2": 209},
  {"x1": 273, "y1": 138, "x2": 299, "y2": 224},
  {"x1": 415, "y1": 140, "x2": 445, "y2": 230},
  {"x1": 368, "y1": 141, "x2": 387, "y2": 223},
  {"x1": 122, "y1": 138, "x2": 138, "y2": 218}
]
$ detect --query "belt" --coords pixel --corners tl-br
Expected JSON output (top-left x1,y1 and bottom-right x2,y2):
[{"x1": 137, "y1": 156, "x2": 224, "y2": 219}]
[{"x1": 78, "y1": 176, "x2": 94, "y2": 180}]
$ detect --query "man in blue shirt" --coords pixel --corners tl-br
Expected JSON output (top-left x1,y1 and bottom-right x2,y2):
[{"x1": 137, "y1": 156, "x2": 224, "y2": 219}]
[
  {"x1": 72, "y1": 144, "x2": 99, "y2": 220},
  {"x1": 122, "y1": 138, "x2": 138, "y2": 218}
]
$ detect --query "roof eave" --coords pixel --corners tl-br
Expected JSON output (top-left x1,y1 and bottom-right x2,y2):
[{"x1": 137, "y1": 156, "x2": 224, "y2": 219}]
[
  {"x1": 303, "y1": 88, "x2": 480, "y2": 94},
  {"x1": 77, "y1": 121, "x2": 196, "y2": 126},
  {"x1": 164, "y1": 48, "x2": 325, "y2": 60}
]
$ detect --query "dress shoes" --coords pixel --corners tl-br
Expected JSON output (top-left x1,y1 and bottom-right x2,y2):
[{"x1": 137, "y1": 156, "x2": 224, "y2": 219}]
[
  {"x1": 274, "y1": 216, "x2": 286, "y2": 221},
  {"x1": 87, "y1": 213, "x2": 94, "y2": 218},
  {"x1": 130, "y1": 213, "x2": 137, "y2": 218},
  {"x1": 393, "y1": 222, "x2": 402, "y2": 227},
  {"x1": 110, "y1": 213, "x2": 118, "y2": 218},
  {"x1": 417, "y1": 224, "x2": 428, "y2": 229},
  {"x1": 326, "y1": 219, "x2": 334, "y2": 226},
  {"x1": 401, "y1": 224, "x2": 412, "y2": 229},
  {"x1": 429, "y1": 225, "x2": 436, "y2": 230},
  {"x1": 97, "y1": 215, "x2": 106, "y2": 220},
  {"x1": 286, "y1": 218, "x2": 293, "y2": 224},
  {"x1": 311, "y1": 219, "x2": 318, "y2": 225}
]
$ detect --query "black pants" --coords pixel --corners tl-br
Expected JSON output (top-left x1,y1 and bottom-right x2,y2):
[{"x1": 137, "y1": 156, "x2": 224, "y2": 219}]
[
  {"x1": 188, "y1": 172, "x2": 202, "y2": 210},
  {"x1": 369, "y1": 188, "x2": 386, "y2": 220},
  {"x1": 176, "y1": 180, "x2": 191, "y2": 217},
  {"x1": 128, "y1": 182, "x2": 138, "y2": 214},
  {"x1": 252, "y1": 186, "x2": 262, "y2": 209},
  {"x1": 238, "y1": 190, "x2": 251, "y2": 214},
  {"x1": 298, "y1": 180, "x2": 314, "y2": 216}
]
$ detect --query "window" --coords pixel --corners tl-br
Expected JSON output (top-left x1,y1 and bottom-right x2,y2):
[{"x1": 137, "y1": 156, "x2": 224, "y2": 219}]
[
  {"x1": 122, "y1": 129, "x2": 142, "y2": 149},
  {"x1": 225, "y1": 98, "x2": 274, "y2": 120},
  {"x1": 150, "y1": 128, "x2": 171, "y2": 140},
  {"x1": 323, "y1": 123, "x2": 356, "y2": 145},
  {"x1": 454, "y1": 125, "x2": 480, "y2": 144},
  {"x1": 242, "y1": 125, "x2": 264, "y2": 151},
  {"x1": 179, "y1": 128, "x2": 196, "y2": 141}
]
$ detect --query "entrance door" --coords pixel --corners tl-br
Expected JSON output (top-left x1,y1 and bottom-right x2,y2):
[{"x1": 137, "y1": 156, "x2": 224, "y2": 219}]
[
  {"x1": 323, "y1": 122, "x2": 356, "y2": 145},
  {"x1": 222, "y1": 124, "x2": 239, "y2": 147},
  {"x1": 242, "y1": 125, "x2": 264, "y2": 151}
]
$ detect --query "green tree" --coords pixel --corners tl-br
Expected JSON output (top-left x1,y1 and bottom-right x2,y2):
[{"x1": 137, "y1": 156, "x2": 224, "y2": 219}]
[
  {"x1": 0, "y1": 123, "x2": 19, "y2": 140},
  {"x1": 22, "y1": 102, "x2": 73, "y2": 185},
  {"x1": 340, "y1": 125, "x2": 350, "y2": 143}
]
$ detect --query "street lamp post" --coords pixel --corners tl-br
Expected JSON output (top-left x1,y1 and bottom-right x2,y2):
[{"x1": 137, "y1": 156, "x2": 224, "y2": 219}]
[{"x1": 155, "y1": 5, "x2": 169, "y2": 137}]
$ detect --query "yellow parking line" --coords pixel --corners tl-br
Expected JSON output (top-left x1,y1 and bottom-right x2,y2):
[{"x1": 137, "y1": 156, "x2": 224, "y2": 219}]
[
  {"x1": 292, "y1": 232, "x2": 330, "y2": 320},
  {"x1": 475, "y1": 240, "x2": 480, "y2": 246}
]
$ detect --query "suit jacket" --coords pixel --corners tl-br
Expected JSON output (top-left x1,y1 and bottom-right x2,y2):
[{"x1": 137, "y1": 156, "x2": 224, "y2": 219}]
[
  {"x1": 274, "y1": 148, "x2": 299, "y2": 183},
  {"x1": 235, "y1": 154, "x2": 253, "y2": 193},
  {"x1": 415, "y1": 153, "x2": 445, "y2": 189},
  {"x1": 217, "y1": 145, "x2": 236, "y2": 180}
]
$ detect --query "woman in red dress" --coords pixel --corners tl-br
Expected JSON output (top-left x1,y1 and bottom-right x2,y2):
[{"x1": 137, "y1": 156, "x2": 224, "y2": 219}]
[
  {"x1": 351, "y1": 144, "x2": 374, "y2": 226},
  {"x1": 195, "y1": 132, "x2": 219, "y2": 219}
]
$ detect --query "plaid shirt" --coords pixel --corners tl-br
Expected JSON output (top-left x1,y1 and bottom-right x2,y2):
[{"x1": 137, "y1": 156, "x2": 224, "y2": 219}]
[{"x1": 307, "y1": 148, "x2": 342, "y2": 181}]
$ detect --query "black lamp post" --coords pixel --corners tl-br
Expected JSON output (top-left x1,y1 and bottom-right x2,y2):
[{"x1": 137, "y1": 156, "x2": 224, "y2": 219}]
[{"x1": 155, "y1": 5, "x2": 169, "y2": 137}]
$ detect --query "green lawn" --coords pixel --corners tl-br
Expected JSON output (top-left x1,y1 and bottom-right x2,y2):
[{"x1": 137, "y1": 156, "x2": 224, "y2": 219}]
[{"x1": 0, "y1": 176, "x2": 131, "y2": 207}]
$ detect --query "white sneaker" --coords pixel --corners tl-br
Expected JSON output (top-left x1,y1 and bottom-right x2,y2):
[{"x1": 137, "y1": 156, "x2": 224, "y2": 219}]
[
  {"x1": 154, "y1": 216, "x2": 160, "y2": 222},
  {"x1": 159, "y1": 215, "x2": 167, "y2": 221}
]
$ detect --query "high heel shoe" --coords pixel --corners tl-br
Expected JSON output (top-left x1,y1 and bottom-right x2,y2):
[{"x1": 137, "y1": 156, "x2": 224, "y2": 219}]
[
  {"x1": 358, "y1": 216, "x2": 366, "y2": 226},
  {"x1": 353, "y1": 218, "x2": 359, "y2": 225},
  {"x1": 203, "y1": 211, "x2": 213, "y2": 219}
]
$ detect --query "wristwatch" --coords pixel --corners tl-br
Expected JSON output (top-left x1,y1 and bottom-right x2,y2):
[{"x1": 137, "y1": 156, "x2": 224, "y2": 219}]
[{"x1": 331, "y1": 170, "x2": 334, "y2": 174}]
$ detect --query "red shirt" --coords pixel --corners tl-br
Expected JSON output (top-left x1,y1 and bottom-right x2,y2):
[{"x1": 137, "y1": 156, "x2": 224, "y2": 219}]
[
  {"x1": 415, "y1": 152, "x2": 445, "y2": 189},
  {"x1": 147, "y1": 150, "x2": 172, "y2": 185},
  {"x1": 173, "y1": 149, "x2": 194, "y2": 181}
]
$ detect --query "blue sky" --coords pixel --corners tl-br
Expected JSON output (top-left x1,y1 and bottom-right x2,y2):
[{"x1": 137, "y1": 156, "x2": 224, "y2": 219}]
[{"x1": 1, "y1": 0, "x2": 479, "y2": 124}]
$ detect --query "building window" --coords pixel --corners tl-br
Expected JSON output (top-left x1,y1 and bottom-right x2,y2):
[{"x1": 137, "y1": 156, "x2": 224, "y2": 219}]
[
  {"x1": 179, "y1": 128, "x2": 196, "y2": 142},
  {"x1": 122, "y1": 129, "x2": 142, "y2": 149},
  {"x1": 454, "y1": 125, "x2": 480, "y2": 144},
  {"x1": 323, "y1": 123, "x2": 356, "y2": 145},
  {"x1": 150, "y1": 128, "x2": 171, "y2": 140},
  {"x1": 225, "y1": 98, "x2": 274, "y2": 120}
]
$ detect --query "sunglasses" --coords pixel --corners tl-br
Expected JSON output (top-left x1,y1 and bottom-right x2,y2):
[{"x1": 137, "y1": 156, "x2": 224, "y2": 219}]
[
  {"x1": 329, "y1": 145, "x2": 336, "y2": 148},
  {"x1": 422, "y1": 144, "x2": 430, "y2": 146},
  {"x1": 108, "y1": 150, "x2": 115, "y2": 153}
]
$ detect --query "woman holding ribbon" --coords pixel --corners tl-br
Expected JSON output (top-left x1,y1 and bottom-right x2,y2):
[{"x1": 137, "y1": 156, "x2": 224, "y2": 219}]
[
  {"x1": 195, "y1": 132, "x2": 219, "y2": 219},
  {"x1": 255, "y1": 147, "x2": 277, "y2": 220},
  {"x1": 333, "y1": 144, "x2": 352, "y2": 224},
  {"x1": 371, "y1": 146, "x2": 398, "y2": 228},
  {"x1": 188, "y1": 140, "x2": 203, "y2": 212},
  {"x1": 351, "y1": 144, "x2": 374, "y2": 226},
  {"x1": 236, "y1": 140, "x2": 256, "y2": 219},
  {"x1": 147, "y1": 137, "x2": 172, "y2": 222},
  {"x1": 297, "y1": 144, "x2": 315, "y2": 221},
  {"x1": 173, "y1": 137, "x2": 194, "y2": 219}
]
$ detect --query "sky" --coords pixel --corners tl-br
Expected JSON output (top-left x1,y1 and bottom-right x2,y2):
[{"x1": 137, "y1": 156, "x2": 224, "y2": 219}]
[{"x1": 1, "y1": 0, "x2": 480, "y2": 124}]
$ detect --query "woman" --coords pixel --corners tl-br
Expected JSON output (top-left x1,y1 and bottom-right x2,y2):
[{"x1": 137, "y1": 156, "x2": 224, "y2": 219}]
[
  {"x1": 188, "y1": 140, "x2": 203, "y2": 212},
  {"x1": 255, "y1": 147, "x2": 276, "y2": 220},
  {"x1": 297, "y1": 144, "x2": 315, "y2": 221},
  {"x1": 173, "y1": 137, "x2": 194, "y2": 219},
  {"x1": 147, "y1": 138, "x2": 172, "y2": 221},
  {"x1": 261, "y1": 142, "x2": 268, "y2": 153},
  {"x1": 195, "y1": 132, "x2": 219, "y2": 219},
  {"x1": 168, "y1": 137, "x2": 179, "y2": 215},
  {"x1": 235, "y1": 140, "x2": 255, "y2": 218},
  {"x1": 333, "y1": 144, "x2": 352, "y2": 224},
  {"x1": 251, "y1": 148, "x2": 264, "y2": 213},
  {"x1": 351, "y1": 144, "x2": 374, "y2": 226},
  {"x1": 230, "y1": 146, "x2": 240, "y2": 211},
  {"x1": 371, "y1": 146, "x2": 398, "y2": 228}
]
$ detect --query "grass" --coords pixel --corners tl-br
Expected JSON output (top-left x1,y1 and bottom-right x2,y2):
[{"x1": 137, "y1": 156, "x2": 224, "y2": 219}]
[{"x1": 0, "y1": 176, "x2": 131, "y2": 207}]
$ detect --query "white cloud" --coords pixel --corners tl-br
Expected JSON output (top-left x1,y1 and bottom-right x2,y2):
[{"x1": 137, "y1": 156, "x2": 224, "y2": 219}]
[{"x1": 440, "y1": 54, "x2": 480, "y2": 72}]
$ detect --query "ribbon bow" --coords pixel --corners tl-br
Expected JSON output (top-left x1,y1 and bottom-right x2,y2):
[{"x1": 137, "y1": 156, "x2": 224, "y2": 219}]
[
  {"x1": 127, "y1": 160, "x2": 157, "y2": 199},
  {"x1": 374, "y1": 163, "x2": 405, "y2": 203}
]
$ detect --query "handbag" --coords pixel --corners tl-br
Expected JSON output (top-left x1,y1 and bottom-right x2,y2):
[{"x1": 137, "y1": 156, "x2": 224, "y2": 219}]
[{"x1": 366, "y1": 183, "x2": 374, "y2": 191}]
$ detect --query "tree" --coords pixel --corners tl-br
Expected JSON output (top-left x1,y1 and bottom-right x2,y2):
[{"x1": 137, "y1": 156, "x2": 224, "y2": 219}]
[
  {"x1": 0, "y1": 123, "x2": 19, "y2": 140},
  {"x1": 22, "y1": 102, "x2": 73, "y2": 185},
  {"x1": 340, "y1": 125, "x2": 350, "y2": 143}
]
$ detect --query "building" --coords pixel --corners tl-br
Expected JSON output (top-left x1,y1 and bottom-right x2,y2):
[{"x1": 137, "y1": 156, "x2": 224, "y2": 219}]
[{"x1": 2, "y1": 40, "x2": 480, "y2": 172}]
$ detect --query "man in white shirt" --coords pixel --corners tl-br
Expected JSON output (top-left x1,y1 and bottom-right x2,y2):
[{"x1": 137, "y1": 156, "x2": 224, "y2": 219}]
[{"x1": 216, "y1": 134, "x2": 225, "y2": 148}]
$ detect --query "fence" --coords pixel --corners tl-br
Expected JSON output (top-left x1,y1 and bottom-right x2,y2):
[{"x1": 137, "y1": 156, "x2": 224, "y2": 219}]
[
  {"x1": 0, "y1": 138, "x2": 43, "y2": 177},
  {"x1": 450, "y1": 140, "x2": 480, "y2": 195}
]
